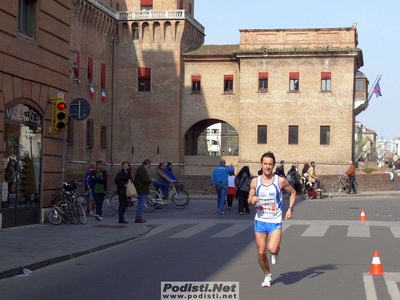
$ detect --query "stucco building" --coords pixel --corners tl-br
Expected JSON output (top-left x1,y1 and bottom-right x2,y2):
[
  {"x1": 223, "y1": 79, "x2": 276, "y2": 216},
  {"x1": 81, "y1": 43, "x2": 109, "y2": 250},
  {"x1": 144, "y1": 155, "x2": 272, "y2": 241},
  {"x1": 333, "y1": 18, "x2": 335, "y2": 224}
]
[{"x1": 0, "y1": 0, "x2": 370, "y2": 227}]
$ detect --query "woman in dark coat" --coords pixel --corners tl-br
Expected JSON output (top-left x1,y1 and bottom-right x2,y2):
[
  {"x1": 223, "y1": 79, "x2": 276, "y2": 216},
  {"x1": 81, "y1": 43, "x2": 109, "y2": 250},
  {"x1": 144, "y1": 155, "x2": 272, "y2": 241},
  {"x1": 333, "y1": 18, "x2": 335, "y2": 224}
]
[
  {"x1": 235, "y1": 166, "x2": 252, "y2": 215},
  {"x1": 114, "y1": 162, "x2": 133, "y2": 224}
]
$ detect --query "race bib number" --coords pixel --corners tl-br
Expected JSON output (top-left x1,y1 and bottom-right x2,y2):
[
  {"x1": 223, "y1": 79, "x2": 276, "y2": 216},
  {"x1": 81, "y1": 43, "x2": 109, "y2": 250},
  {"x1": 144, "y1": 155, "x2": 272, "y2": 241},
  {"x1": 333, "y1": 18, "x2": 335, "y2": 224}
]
[{"x1": 256, "y1": 199, "x2": 278, "y2": 217}]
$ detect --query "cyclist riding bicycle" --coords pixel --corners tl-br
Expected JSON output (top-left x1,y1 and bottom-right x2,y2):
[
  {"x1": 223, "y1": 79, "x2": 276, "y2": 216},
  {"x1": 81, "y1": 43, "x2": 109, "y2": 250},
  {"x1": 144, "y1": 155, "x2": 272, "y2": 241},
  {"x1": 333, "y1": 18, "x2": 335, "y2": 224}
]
[
  {"x1": 165, "y1": 162, "x2": 183, "y2": 191},
  {"x1": 153, "y1": 163, "x2": 174, "y2": 199}
]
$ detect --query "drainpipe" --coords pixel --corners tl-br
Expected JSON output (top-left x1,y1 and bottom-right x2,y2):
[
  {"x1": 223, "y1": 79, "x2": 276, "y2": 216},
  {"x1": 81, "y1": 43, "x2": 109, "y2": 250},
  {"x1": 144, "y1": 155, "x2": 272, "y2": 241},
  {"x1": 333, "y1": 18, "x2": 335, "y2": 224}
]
[{"x1": 110, "y1": 35, "x2": 115, "y2": 169}]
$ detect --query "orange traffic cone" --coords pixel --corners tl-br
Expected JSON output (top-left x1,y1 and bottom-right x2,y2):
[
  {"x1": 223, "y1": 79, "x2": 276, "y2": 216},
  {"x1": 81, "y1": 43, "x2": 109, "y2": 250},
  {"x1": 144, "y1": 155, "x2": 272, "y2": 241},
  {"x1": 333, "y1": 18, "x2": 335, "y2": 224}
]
[
  {"x1": 369, "y1": 250, "x2": 384, "y2": 275},
  {"x1": 360, "y1": 209, "x2": 367, "y2": 221}
]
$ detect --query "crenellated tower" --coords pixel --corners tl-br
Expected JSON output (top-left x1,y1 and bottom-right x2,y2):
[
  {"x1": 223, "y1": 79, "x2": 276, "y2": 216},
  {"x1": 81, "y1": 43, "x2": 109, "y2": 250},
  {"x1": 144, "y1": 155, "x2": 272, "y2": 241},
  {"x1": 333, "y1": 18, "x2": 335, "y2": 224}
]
[{"x1": 112, "y1": 0, "x2": 204, "y2": 165}]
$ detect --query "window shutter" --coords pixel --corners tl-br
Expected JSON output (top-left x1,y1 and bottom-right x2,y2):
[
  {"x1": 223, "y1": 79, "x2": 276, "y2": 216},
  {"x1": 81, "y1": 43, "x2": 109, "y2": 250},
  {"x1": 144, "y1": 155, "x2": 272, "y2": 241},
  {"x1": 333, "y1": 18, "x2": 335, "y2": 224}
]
[
  {"x1": 75, "y1": 52, "x2": 80, "y2": 76},
  {"x1": 192, "y1": 75, "x2": 201, "y2": 82},
  {"x1": 259, "y1": 72, "x2": 268, "y2": 79},
  {"x1": 289, "y1": 72, "x2": 299, "y2": 80},
  {"x1": 321, "y1": 72, "x2": 331, "y2": 79},
  {"x1": 224, "y1": 75, "x2": 233, "y2": 81},
  {"x1": 141, "y1": 0, "x2": 153, "y2": 6},
  {"x1": 138, "y1": 67, "x2": 151, "y2": 79},
  {"x1": 101, "y1": 63, "x2": 106, "y2": 89},
  {"x1": 88, "y1": 57, "x2": 93, "y2": 79}
]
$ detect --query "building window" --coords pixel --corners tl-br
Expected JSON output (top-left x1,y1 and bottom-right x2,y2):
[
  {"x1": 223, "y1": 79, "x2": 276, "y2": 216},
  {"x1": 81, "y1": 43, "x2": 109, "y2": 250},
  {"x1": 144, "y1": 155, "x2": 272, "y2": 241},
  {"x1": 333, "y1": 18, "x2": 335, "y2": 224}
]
[
  {"x1": 288, "y1": 125, "x2": 298, "y2": 144},
  {"x1": 320, "y1": 126, "x2": 330, "y2": 145},
  {"x1": 88, "y1": 57, "x2": 93, "y2": 82},
  {"x1": 355, "y1": 79, "x2": 365, "y2": 90},
  {"x1": 179, "y1": 0, "x2": 184, "y2": 9},
  {"x1": 257, "y1": 125, "x2": 267, "y2": 144},
  {"x1": 224, "y1": 75, "x2": 233, "y2": 94},
  {"x1": 138, "y1": 67, "x2": 151, "y2": 92},
  {"x1": 321, "y1": 72, "x2": 331, "y2": 91},
  {"x1": 86, "y1": 119, "x2": 94, "y2": 149},
  {"x1": 212, "y1": 140, "x2": 218, "y2": 145},
  {"x1": 192, "y1": 75, "x2": 201, "y2": 94},
  {"x1": 258, "y1": 72, "x2": 268, "y2": 92},
  {"x1": 100, "y1": 126, "x2": 107, "y2": 149},
  {"x1": 101, "y1": 63, "x2": 106, "y2": 89},
  {"x1": 212, "y1": 129, "x2": 219, "y2": 134},
  {"x1": 289, "y1": 72, "x2": 299, "y2": 92},
  {"x1": 18, "y1": 0, "x2": 36, "y2": 38},
  {"x1": 140, "y1": 0, "x2": 153, "y2": 9},
  {"x1": 132, "y1": 23, "x2": 139, "y2": 40}
]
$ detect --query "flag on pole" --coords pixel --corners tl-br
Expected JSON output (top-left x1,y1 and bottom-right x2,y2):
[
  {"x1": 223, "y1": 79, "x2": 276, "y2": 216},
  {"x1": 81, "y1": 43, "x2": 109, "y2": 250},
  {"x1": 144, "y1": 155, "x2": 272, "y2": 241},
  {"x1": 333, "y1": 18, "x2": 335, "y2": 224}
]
[
  {"x1": 101, "y1": 88, "x2": 106, "y2": 102},
  {"x1": 374, "y1": 79, "x2": 382, "y2": 97},
  {"x1": 89, "y1": 83, "x2": 95, "y2": 96}
]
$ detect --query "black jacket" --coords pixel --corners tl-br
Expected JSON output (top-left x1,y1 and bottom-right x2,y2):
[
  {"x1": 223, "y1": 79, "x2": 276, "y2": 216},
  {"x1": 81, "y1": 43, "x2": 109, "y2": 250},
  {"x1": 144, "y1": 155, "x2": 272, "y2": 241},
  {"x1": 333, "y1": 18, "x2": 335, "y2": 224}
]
[
  {"x1": 133, "y1": 165, "x2": 152, "y2": 195},
  {"x1": 114, "y1": 170, "x2": 133, "y2": 195}
]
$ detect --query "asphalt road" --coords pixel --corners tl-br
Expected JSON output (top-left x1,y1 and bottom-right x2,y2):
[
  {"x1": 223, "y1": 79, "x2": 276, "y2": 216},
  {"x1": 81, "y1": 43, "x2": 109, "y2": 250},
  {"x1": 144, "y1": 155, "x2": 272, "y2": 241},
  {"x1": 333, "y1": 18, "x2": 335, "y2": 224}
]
[{"x1": 0, "y1": 195, "x2": 399, "y2": 300}]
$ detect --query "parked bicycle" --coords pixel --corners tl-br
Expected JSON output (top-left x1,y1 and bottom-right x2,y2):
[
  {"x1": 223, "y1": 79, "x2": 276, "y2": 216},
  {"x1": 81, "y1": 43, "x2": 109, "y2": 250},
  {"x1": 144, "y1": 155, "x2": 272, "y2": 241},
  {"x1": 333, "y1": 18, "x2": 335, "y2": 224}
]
[
  {"x1": 331, "y1": 174, "x2": 357, "y2": 194},
  {"x1": 48, "y1": 199, "x2": 79, "y2": 225},
  {"x1": 148, "y1": 182, "x2": 190, "y2": 209},
  {"x1": 51, "y1": 180, "x2": 87, "y2": 224},
  {"x1": 102, "y1": 192, "x2": 156, "y2": 217}
]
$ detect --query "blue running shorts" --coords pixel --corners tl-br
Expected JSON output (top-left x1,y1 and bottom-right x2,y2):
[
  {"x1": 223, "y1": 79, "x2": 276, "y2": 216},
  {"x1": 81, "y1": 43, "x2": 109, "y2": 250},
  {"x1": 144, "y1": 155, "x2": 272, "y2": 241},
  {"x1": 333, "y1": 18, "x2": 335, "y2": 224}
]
[{"x1": 254, "y1": 220, "x2": 282, "y2": 234}]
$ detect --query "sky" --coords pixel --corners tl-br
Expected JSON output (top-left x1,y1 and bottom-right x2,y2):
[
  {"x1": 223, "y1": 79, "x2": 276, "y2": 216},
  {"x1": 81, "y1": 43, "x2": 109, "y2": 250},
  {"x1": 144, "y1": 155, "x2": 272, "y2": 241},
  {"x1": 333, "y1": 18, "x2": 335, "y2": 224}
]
[{"x1": 195, "y1": 0, "x2": 399, "y2": 144}]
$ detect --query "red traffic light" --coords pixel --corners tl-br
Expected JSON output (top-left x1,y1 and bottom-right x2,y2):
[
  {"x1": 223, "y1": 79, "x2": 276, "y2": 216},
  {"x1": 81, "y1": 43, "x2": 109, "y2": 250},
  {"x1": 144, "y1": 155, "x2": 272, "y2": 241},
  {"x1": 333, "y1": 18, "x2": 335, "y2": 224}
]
[{"x1": 57, "y1": 102, "x2": 67, "y2": 110}]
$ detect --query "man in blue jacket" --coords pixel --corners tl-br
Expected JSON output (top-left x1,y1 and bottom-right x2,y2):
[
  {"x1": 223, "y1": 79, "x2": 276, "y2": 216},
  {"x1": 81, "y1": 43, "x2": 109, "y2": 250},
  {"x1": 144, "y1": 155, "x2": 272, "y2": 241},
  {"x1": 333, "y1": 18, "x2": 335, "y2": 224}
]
[{"x1": 210, "y1": 159, "x2": 234, "y2": 214}]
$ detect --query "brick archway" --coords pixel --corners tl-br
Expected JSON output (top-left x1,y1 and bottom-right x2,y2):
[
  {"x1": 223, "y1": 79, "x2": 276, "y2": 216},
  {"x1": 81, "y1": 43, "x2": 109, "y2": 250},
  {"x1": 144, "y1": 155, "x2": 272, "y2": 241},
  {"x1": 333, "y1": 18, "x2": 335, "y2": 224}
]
[{"x1": 184, "y1": 119, "x2": 238, "y2": 156}]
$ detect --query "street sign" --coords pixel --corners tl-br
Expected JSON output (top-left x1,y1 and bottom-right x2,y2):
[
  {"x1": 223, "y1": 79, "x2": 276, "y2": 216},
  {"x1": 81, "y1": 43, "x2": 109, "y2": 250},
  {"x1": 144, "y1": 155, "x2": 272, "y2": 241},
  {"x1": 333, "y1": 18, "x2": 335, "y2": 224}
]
[{"x1": 69, "y1": 98, "x2": 91, "y2": 121}]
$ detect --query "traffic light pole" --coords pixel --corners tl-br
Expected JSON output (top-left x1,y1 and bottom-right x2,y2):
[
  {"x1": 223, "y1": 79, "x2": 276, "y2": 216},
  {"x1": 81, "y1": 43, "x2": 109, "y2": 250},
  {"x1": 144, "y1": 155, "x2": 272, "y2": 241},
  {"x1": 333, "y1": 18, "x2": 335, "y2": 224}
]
[{"x1": 61, "y1": 130, "x2": 66, "y2": 184}]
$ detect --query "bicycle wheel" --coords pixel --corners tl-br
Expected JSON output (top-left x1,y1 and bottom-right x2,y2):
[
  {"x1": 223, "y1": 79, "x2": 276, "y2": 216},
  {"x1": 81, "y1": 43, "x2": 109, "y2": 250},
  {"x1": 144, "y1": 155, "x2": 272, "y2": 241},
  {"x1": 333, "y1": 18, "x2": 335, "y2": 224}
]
[
  {"x1": 73, "y1": 196, "x2": 87, "y2": 224},
  {"x1": 300, "y1": 186, "x2": 308, "y2": 200},
  {"x1": 102, "y1": 192, "x2": 119, "y2": 216},
  {"x1": 76, "y1": 194, "x2": 89, "y2": 213},
  {"x1": 147, "y1": 190, "x2": 161, "y2": 209},
  {"x1": 319, "y1": 184, "x2": 331, "y2": 199},
  {"x1": 171, "y1": 189, "x2": 189, "y2": 209},
  {"x1": 48, "y1": 209, "x2": 62, "y2": 225},
  {"x1": 331, "y1": 182, "x2": 342, "y2": 194},
  {"x1": 58, "y1": 199, "x2": 79, "y2": 224}
]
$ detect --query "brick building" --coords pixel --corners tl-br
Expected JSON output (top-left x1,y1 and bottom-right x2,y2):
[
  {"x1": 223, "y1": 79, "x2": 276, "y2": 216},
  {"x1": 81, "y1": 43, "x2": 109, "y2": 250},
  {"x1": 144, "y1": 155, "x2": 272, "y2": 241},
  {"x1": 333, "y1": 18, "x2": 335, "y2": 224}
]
[
  {"x1": 0, "y1": 0, "x2": 370, "y2": 227},
  {"x1": 0, "y1": 0, "x2": 72, "y2": 227},
  {"x1": 183, "y1": 27, "x2": 366, "y2": 175}
]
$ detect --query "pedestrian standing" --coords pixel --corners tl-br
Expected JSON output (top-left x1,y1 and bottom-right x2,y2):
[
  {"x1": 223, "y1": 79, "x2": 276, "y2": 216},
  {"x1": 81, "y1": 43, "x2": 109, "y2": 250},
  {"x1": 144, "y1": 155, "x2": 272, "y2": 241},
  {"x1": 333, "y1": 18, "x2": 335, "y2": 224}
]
[
  {"x1": 133, "y1": 159, "x2": 152, "y2": 223},
  {"x1": 345, "y1": 161, "x2": 357, "y2": 194},
  {"x1": 114, "y1": 162, "x2": 133, "y2": 224},
  {"x1": 293, "y1": 163, "x2": 302, "y2": 194},
  {"x1": 235, "y1": 166, "x2": 252, "y2": 215},
  {"x1": 248, "y1": 151, "x2": 296, "y2": 287},
  {"x1": 90, "y1": 160, "x2": 108, "y2": 220},
  {"x1": 84, "y1": 161, "x2": 96, "y2": 216},
  {"x1": 226, "y1": 171, "x2": 236, "y2": 209},
  {"x1": 209, "y1": 159, "x2": 234, "y2": 214}
]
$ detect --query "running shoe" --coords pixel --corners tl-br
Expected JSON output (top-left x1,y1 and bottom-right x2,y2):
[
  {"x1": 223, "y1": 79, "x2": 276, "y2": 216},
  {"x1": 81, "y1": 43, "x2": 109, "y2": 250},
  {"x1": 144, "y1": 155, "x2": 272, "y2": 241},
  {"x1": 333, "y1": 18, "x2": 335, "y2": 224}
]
[
  {"x1": 261, "y1": 274, "x2": 272, "y2": 287},
  {"x1": 271, "y1": 254, "x2": 278, "y2": 265}
]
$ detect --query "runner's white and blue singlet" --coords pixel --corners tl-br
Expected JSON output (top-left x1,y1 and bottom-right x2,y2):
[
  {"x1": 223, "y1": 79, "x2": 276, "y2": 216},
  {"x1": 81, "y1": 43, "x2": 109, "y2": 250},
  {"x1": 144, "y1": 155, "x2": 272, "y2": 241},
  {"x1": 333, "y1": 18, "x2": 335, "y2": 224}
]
[{"x1": 255, "y1": 174, "x2": 283, "y2": 223}]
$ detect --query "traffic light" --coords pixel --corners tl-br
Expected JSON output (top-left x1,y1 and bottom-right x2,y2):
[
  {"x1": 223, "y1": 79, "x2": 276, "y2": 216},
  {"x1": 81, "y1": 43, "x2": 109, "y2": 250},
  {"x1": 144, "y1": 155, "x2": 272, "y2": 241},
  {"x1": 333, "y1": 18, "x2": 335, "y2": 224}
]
[{"x1": 50, "y1": 98, "x2": 67, "y2": 133}]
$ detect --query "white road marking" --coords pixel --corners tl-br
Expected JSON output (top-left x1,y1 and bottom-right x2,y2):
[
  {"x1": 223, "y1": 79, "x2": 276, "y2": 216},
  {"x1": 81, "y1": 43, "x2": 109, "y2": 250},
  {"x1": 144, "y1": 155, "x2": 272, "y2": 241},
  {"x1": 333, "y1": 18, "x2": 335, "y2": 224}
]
[
  {"x1": 347, "y1": 225, "x2": 371, "y2": 237},
  {"x1": 301, "y1": 224, "x2": 329, "y2": 237}
]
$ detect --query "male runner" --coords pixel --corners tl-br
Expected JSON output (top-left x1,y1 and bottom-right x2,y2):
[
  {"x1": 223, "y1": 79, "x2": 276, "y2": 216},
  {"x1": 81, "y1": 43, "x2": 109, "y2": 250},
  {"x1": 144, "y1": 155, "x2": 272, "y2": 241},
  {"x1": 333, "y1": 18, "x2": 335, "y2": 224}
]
[{"x1": 248, "y1": 151, "x2": 296, "y2": 287}]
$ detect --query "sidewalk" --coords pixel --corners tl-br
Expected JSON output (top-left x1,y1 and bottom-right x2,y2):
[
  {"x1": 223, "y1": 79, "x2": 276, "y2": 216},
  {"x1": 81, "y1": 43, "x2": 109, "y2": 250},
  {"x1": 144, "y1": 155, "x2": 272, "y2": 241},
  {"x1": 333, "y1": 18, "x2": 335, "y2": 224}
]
[
  {"x1": 0, "y1": 215, "x2": 151, "y2": 279},
  {"x1": 1, "y1": 191, "x2": 399, "y2": 280}
]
